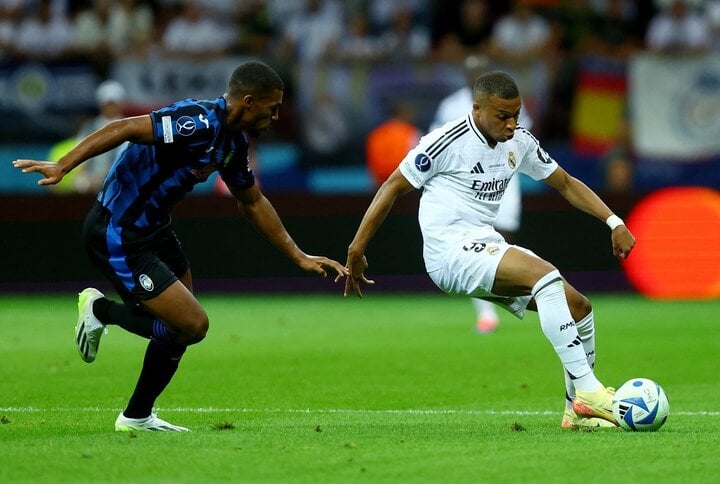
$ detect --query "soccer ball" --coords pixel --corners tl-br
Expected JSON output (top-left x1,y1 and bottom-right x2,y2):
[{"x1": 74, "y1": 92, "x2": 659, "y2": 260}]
[{"x1": 612, "y1": 378, "x2": 669, "y2": 431}]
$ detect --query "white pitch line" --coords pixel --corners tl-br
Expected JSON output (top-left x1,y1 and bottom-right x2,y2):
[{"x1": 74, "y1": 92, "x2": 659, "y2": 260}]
[{"x1": 0, "y1": 407, "x2": 718, "y2": 416}]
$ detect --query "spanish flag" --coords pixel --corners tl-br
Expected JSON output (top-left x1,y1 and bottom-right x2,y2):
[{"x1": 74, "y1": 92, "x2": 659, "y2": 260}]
[{"x1": 570, "y1": 58, "x2": 627, "y2": 156}]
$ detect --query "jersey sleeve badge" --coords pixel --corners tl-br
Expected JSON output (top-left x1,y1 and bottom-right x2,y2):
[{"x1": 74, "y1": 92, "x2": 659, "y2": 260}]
[{"x1": 414, "y1": 153, "x2": 431, "y2": 172}]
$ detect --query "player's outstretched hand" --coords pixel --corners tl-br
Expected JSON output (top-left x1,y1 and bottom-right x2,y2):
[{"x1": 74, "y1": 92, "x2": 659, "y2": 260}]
[
  {"x1": 611, "y1": 225, "x2": 636, "y2": 259},
  {"x1": 343, "y1": 254, "x2": 375, "y2": 298},
  {"x1": 13, "y1": 159, "x2": 64, "y2": 186},
  {"x1": 299, "y1": 255, "x2": 349, "y2": 279}
]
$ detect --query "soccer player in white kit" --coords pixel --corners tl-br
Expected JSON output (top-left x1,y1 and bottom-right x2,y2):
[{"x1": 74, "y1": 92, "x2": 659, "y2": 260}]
[
  {"x1": 429, "y1": 57, "x2": 529, "y2": 333},
  {"x1": 343, "y1": 71, "x2": 636, "y2": 429}
]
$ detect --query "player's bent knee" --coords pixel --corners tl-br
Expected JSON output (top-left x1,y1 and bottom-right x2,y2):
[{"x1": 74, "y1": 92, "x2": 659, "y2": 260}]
[
  {"x1": 566, "y1": 289, "x2": 592, "y2": 320},
  {"x1": 176, "y1": 311, "x2": 209, "y2": 345},
  {"x1": 190, "y1": 315, "x2": 209, "y2": 344}
]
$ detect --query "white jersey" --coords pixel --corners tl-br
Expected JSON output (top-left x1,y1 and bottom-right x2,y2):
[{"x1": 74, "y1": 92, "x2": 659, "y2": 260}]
[
  {"x1": 429, "y1": 87, "x2": 533, "y2": 233},
  {"x1": 399, "y1": 114, "x2": 558, "y2": 272}
]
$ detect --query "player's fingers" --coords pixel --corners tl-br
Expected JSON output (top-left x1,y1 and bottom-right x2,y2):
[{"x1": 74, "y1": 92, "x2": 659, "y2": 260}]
[
  {"x1": 316, "y1": 257, "x2": 348, "y2": 277},
  {"x1": 345, "y1": 276, "x2": 363, "y2": 298},
  {"x1": 327, "y1": 261, "x2": 349, "y2": 278},
  {"x1": 19, "y1": 164, "x2": 43, "y2": 174},
  {"x1": 343, "y1": 277, "x2": 353, "y2": 297},
  {"x1": 12, "y1": 159, "x2": 35, "y2": 168}
]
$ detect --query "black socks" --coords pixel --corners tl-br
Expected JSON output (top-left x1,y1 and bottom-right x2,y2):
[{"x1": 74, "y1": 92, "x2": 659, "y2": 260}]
[
  {"x1": 93, "y1": 298, "x2": 155, "y2": 339},
  {"x1": 123, "y1": 339, "x2": 187, "y2": 419}
]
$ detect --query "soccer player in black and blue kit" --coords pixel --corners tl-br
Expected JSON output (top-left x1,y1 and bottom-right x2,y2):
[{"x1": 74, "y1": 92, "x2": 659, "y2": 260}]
[{"x1": 14, "y1": 61, "x2": 348, "y2": 432}]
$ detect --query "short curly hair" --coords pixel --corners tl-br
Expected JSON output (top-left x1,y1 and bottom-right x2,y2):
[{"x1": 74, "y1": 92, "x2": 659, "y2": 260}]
[
  {"x1": 473, "y1": 71, "x2": 519, "y2": 103},
  {"x1": 227, "y1": 61, "x2": 284, "y2": 99}
]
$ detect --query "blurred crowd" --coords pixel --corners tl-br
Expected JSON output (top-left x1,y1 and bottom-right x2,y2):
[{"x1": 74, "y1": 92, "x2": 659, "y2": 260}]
[
  {"x1": 2, "y1": 0, "x2": 719, "y2": 66},
  {"x1": 2, "y1": 0, "x2": 719, "y2": 125},
  {"x1": 2, "y1": 0, "x2": 720, "y2": 194}
]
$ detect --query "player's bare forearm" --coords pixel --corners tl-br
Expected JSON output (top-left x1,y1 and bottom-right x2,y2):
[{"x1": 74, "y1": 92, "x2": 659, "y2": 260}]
[
  {"x1": 14, "y1": 116, "x2": 153, "y2": 186},
  {"x1": 345, "y1": 171, "x2": 414, "y2": 297},
  {"x1": 60, "y1": 116, "x2": 153, "y2": 174},
  {"x1": 238, "y1": 190, "x2": 347, "y2": 278},
  {"x1": 545, "y1": 166, "x2": 635, "y2": 258},
  {"x1": 545, "y1": 167, "x2": 613, "y2": 221},
  {"x1": 240, "y1": 190, "x2": 305, "y2": 264},
  {"x1": 348, "y1": 170, "x2": 414, "y2": 258},
  {"x1": 348, "y1": 189, "x2": 395, "y2": 258}
]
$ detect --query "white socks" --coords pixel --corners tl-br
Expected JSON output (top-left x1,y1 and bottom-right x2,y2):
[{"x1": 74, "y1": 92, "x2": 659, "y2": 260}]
[
  {"x1": 564, "y1": 311, "x2": 597, "y2": 404},
  {"x1": 532, "y1": 271, "x2": 601, "y2": 393}
]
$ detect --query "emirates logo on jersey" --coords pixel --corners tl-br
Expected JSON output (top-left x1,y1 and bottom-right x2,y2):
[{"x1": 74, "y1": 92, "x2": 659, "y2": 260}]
[
  {"x1": 471, "y1": 176, "x2": 512, "y2": 202},
  {"x1": 508, "y1": 152, "x2": 516, "y2": 169}
]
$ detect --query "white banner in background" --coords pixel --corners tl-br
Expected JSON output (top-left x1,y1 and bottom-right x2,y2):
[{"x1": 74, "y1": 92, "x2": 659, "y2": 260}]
[
  {"x1": 110, "y1": 57, "x2": 251, "y2": 106},
  {"x1": 630, "y1": 54, "x2": 720, "y2": 160}
]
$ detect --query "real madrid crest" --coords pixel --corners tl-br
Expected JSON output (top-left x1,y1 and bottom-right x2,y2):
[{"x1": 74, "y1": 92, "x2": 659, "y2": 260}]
[{"x1": 508, "y1": 151, "x2": 516, "y2": 169}]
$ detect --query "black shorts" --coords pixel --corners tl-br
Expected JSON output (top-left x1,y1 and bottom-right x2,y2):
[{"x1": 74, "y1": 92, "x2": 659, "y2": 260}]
[{"x1": 82, "y1": 202, "x2": 190, "y2": 303}]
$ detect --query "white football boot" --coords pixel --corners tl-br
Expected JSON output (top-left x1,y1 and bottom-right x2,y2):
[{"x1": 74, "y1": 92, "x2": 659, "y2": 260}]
[
  {"x1": 75, "y1": 288, "x2": 108, "y2": 363},
  {"x1": 115, "y1": 412, "x2": 189, "y2": 432}
]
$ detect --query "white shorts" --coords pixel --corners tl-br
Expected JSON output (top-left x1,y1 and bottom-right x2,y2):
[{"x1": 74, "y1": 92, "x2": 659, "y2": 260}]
[{"x1": 427, "y1": 232, "x2": 535, "y2": 319}]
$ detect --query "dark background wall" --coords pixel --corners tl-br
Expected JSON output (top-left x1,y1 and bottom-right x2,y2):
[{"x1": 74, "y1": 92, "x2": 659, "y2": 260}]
[{"x1": 0, "y1": 192, "x2": 638, "y2": 293}]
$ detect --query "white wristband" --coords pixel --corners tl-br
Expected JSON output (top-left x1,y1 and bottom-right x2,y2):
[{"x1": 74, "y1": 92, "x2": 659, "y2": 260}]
[{"x1": 606, "y1": 214, "x2": 624, "y2": 230}]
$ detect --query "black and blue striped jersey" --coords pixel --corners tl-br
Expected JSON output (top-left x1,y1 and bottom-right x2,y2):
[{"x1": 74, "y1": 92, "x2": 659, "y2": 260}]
[{"x1": 98, "y1": 97, "x2": 254, "y2": 238}]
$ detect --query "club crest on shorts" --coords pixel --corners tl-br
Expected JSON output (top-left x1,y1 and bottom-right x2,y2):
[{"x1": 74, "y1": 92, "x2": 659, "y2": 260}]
[
  {"x1": 487, "y1": 245, "x2": 500, "y2": 255},
  {"x1": 415, "y1": 153, "x2": 431, "y2": 172},
  {"x1": 139, "y1": 274, "x2": 154, "y2": 291}
]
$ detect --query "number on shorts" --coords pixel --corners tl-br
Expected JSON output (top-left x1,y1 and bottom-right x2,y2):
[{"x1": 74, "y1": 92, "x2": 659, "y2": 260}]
[{"x1": 462, "y1": 241, "x2": 486, "y2": 253}]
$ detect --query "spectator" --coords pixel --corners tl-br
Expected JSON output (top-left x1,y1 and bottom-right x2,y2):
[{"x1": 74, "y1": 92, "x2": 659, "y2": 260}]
[
  {"x1": 71, "y1": 0, "x2": 114, "y2": 61},
  {"x1": 265, "y1": 0, "x2": 306, "y2": 28},
  {"x1": 602, "y1": 119, "x2": 635, "y2": 194},
  {"x1": 366, "y1": 0, "x2": 429, "y2": 33},
  {"x1": 434, "y1": 0, "x2": 494, "y2": 62},
  {"x1": 585, "y1": 0, "x2": 643, "y2": 60},
  {"x1": 234, "y1": 1, "x2": 276, "y2": 55},
  {"x1": 12, "y1": 0, "x2": 73, "y2": 61},
  {"x1": 378, "y1": 7, "x2": 431, "y2": 61},
  {"x1": 541, "y1": 0, "x2": 602, "y2": 140},
  {"x1": 0, "y1": 0, "x2": 22, "y2": 59},
  {"x1": 709, "y1": 0, "x2": 720, "y2": 50},
  {"x1": 487, "y1": 0, "x2": 553, "y2": 126},
  {"x1": 161, "y1": 0, "x2": 236, "y2": 58},
  {"x1": 487, "y1": 0, "x2": 553, "y2": 65},
  {"x1": 366, "y1": 102, "x2": 421, "y2": 186},
  {"x1": 645, "y1": 0, "x2": 710, "y2": 54},
  {"x1": 277, "y1": 0, "x2": 343, "y2": 63},
  {"x1": 335, "y1": 11, "x2": 384, "y2": 62},
  {"x1": 72, "y1": 80, "x2": 127, "y2": 194},
  {"x1": 108, "y1": 0, "x2": 154, "y2": 58}
]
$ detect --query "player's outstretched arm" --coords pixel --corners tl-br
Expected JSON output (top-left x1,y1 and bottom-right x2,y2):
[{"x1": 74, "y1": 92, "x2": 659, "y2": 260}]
[
  {"x1": 12, "y1": 115, "x2": 152, "y2": 186},
  {"x1": 232, "y1": 184, "x2": 348, "y2": 279},
  {"x1": 544, "y1": 166, "x2": 636, "y2": 259},
  {"x1": 345, "y1": 169, "x2": 415, "y2": 298}
]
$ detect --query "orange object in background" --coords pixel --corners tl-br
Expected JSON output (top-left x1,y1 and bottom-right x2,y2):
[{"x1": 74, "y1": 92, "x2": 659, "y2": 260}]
[
  {"x1": 622, "y1": 187, "x2": 720, "y2": 299},
  {"x1": 366, "y1": 104, "x2": 421, "y2": 186}
]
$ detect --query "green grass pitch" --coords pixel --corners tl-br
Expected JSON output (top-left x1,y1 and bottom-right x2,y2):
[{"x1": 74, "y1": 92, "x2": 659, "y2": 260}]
[{"x1": 1, "y1": 292, "x2": 719, "y2": 482}]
